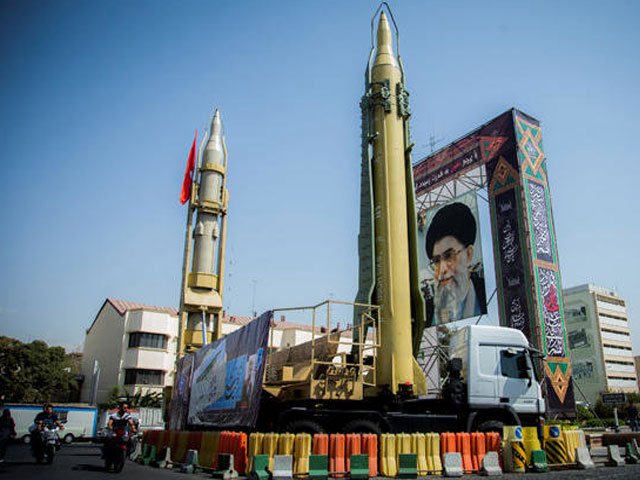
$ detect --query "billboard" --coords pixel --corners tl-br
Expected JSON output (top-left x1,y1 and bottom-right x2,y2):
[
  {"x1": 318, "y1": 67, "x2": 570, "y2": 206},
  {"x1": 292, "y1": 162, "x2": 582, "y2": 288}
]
[
  {"x1": 418, "y1": 190, "x2": 487, "y2": 326},
  {"x1": 168, "y1": 354, "x2": 194, "y2": 430},
  {"x1": 187, "y1": 311, "x2": 271, "y2": 428}
]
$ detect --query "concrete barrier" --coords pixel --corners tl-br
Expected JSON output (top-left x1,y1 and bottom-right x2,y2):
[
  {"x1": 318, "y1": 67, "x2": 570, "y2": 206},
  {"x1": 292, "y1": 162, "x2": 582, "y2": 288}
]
[
  {"x1": 575, "y1": 447, "x2": 595, "y2": 469},
  {"x1": 606, "y1": 445, "x2": 624, "y2": 467},
  {"x1": 480, "y1": 451, "x2": 502, "y2": 476},
  {"x1": 442, "y1": 452, "x2": 463, "y2": 478},
  {"x1": 272, "y1": 454, "x2": 293, "y2": 480}
]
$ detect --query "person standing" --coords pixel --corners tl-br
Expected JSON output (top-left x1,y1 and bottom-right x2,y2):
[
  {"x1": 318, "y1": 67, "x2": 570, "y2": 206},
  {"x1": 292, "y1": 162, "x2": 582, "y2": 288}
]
[
  {"x1": 628, "y1": 402, "x2": 639, "y2": 432},
  {"x1": 0, "y1": 409, "x2": 17, "y2": 463}
]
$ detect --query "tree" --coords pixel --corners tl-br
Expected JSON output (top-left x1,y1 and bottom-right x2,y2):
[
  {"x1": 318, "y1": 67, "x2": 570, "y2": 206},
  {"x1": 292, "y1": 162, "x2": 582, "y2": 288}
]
[
  {"x1": 0, "y1": 336, "x2": 79, "y2": 403},
  {"x1": 103, "y1": 386, "x2": 163, "y2": 409}
]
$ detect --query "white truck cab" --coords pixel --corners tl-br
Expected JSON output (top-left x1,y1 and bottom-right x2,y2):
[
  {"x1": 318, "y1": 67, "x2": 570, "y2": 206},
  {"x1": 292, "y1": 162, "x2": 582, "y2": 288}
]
[{"x1": 450, "y1": 325, "x2": 545, "y2": 422}]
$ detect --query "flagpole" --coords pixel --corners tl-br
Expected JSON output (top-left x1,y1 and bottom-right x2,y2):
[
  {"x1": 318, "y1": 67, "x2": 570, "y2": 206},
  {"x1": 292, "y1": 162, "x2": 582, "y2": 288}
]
[{"x1": 176, "y1": 129, "x2": 208, "y2": 357}]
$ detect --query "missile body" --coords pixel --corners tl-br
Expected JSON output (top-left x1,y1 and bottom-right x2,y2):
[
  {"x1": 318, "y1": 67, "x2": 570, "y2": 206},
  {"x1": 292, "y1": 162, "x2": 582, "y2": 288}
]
[
  {"x1": 179, "y1": 110, "x2": 229, "y2": 354},
  {"x1": 355, "y1": 12, "x2": 426, "y2": 394}
]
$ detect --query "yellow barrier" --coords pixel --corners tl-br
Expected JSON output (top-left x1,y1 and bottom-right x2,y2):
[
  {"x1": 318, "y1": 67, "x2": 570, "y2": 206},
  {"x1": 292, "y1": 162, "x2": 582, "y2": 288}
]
[
  {"x1": 262, "y1": 432, "x2": 279, "y2": 470},
  {"x1": 294, "y1": 433, "x2": 311, "y2": 475},
  {"x1": 522, "y1": 426, "x2": 541, "y2": 465},
  {"x1": 199, "y1": 431, "x2": 220, "y2": 468},
  {"x1": 411, "y1": 434, "x2": 428, "y2": 475},
  {"x1": 425, "y1": 433, "x2": 442, "y2": 475},
  {"x1": 278, "y1": 433, "x2": 295, "y2": 455},
  {"x1": 380, "y1": 434, "x2": 397, "y2": 477},
  {"x1": 563, "y1": 430, "x2": 586, "y2": 463},
  {"x1": 248, "y1": 432, "x2": 264, "y2": 472},
  {"x1": 396, "y1": 433, "x2": 412, "y2": 465},
  {"x1": 543, "y1": 426, "x2": 568, "y2": 465},
  {"x1": 510, "y1": 440, "x2": 526, "y2": 473}
]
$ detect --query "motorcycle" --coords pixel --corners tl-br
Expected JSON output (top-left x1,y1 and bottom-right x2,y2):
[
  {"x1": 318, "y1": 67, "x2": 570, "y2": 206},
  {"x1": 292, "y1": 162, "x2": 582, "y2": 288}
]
[
  {"x1": 104, "y1": 428, "x2": 130, "y2": 473},
  {"x1": 31, "y1": 425, "x2": 60, "y2": 465}
]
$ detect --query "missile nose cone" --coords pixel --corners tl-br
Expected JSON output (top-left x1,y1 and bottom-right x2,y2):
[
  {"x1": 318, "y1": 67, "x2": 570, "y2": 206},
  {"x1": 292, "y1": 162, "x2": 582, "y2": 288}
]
[
  {"x1": 210, "y1": 109, "x2": 222, "y2": 137},
  {"x1": 204, "y1": 108, "x2": 224, "y2": 165},
  {"x1": 374, "y1": 11, "x2": 398, "y2": 68}
]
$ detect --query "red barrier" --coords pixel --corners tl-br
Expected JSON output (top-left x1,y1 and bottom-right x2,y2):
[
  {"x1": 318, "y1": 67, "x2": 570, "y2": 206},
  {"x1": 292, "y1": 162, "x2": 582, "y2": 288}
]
[
  {"x1": 456, "y1": 432, "x2": 473, "y2": 473},
  {"x1": 313, "y1": 433, "x2": 329, "y2": 455},
  {"x1": 440, "y1": 432, "x2": 456, "y2": 456},
  {"x1": 361, "y1": 433, "x2": 378, "y2": 477},
  {"x1": 485, "y1": 432, "x2": 502, "y2": 468},
  {"x1": 471, "y1": 432, "x2": 486, "y2": 472},
  {"x1": 329, "y1": 433, "x2": 345, "y2": 477},
  {"x1": 217, "y1": 431, "x2": 247, "y2": 473},
  {"x1": 345, "y1": 434, "x2": 361, "y2": 472}
]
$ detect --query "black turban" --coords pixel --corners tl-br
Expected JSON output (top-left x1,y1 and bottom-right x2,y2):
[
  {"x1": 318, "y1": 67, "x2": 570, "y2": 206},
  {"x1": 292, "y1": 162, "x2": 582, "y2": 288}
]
[{"x1": 425, "y1": 202, "x2": 476, "y2": 259}]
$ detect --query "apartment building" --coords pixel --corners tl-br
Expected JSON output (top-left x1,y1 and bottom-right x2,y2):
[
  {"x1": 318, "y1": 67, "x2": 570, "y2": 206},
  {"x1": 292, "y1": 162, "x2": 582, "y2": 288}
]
[
  {"x1": 564, "y1": 284, "x2": 637, "y2": 405},
  {"x1": 80, "y1": 298, "x2": 332, "y2": 404}
]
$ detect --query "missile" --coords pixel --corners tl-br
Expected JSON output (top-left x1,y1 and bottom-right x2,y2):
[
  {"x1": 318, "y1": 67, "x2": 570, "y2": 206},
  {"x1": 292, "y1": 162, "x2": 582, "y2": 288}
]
[
  {"x1": 355, "y1": 10, "x2": 427, "y2": 395},
  {"x1": 179, "y1": 109, "x2": 229, "y2": 353}
]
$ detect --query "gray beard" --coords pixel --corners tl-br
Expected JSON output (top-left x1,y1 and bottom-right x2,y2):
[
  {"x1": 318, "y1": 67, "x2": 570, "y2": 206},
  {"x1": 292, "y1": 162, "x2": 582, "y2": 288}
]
[{"x1": 434, "y1": 280, "x2": 466, "y2": 323}]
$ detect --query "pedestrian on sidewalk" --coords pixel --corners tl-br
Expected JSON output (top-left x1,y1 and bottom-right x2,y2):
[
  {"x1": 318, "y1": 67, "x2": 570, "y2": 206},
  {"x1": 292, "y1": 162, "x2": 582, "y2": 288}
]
[
  {"x1": 628, "y1": 402, "x2": 639, "y2": 432},
  {"x1": 0, "y1": 409, "x2": 17, "y2": 463}
]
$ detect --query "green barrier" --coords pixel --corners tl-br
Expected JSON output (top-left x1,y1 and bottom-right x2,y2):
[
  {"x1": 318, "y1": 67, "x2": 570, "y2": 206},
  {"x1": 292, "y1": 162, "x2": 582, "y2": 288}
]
[
  {"x1": 397, "y1": 453, "x2": 417, "y2": 480},
  {"x1": 309, "y1": 454, "x2": 329, "y2": 480},
  {"x1": 530, "y1": 450, "x2": 549, "y2": 473},
  {"x1": 142, "y1": 444, "x2": 157, "y2": 466},
  {"x1": 350, "y1": 454, "x2": 370, "y2": 480},
  {"x1": 250, "y1": 454, "x2": 270, "y2": 480},
  {"x1": 626, "y1": 443, "x2": 639, "y2": 464}
]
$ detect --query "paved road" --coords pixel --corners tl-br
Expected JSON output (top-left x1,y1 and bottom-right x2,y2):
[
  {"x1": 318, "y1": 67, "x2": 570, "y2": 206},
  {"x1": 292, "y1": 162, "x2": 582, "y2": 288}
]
[
  {"x1": 0, "y1": 443, "x2": 180, "y2": 479},
  {"x1": 2, "y1": 442, "x2": 640, "y2": 479}
]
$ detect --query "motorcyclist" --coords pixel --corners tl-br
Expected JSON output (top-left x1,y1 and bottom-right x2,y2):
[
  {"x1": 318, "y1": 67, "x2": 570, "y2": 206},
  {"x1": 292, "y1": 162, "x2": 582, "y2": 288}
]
[
  {"x1": 31, "y1": 404, "x2": 64, "y2": 450},
  {"x1": 105, "y1": 401, "x2": 137, "y2": 460},
  {"x1": 107, "y1": 401, "x2": 137, "y2": 434},
  {"x1": 34, "y1": 404, "x2": 65, "y2": 430}
]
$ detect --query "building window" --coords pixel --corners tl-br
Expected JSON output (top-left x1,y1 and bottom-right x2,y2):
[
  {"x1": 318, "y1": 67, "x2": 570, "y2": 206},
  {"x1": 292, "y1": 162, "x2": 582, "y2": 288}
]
[
  {"x1": 128, "y1": 332, "x2": 167, "y2": 349},
  {"x1": 124, "y1": 369, "x2": 164, "y2": 385}
]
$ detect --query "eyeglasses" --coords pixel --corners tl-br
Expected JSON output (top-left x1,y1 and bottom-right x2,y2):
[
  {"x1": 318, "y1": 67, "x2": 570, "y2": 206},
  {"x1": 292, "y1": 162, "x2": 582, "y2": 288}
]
[{"x1": 429, "y1": 248, "x2": 464, "y2": 270}]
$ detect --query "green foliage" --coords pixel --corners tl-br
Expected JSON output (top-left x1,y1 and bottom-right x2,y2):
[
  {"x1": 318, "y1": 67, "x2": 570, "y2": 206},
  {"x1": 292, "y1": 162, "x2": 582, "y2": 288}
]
[
  {"x1": 103, "y1": 386, "x2": 163, "y2": 409},
  {"x1": 582, "y1": 418, "x2": 617, "y2": 429},
  {"x1": 0, "y1": 336, "x2": 80, "y2": 403},
  {"x1": 576, "y1": 404, "x2": 596, "y2": 421}
]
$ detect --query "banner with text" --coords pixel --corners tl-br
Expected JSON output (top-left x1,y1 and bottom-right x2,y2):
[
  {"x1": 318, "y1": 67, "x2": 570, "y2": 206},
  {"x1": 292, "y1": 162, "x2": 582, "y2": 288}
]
[{"x1": 187, "y1": 311, "x2": 271, "y2": 428}]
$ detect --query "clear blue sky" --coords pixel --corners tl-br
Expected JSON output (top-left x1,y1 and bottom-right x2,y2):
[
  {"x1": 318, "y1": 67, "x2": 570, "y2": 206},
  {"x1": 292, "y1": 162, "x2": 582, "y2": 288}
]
[{"x1": 1, "y1": 0, "x2": 638, "y2": 353}]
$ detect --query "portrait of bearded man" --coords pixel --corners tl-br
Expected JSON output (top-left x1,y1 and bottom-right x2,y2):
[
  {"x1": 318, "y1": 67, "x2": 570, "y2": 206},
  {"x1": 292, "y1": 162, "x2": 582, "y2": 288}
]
[{"x1": 423, "y1": 201, "x2": 487, "y2": 325}]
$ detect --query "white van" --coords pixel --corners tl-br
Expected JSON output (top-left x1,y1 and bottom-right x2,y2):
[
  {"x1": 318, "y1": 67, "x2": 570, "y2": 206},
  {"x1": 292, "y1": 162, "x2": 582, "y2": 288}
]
[{"x1": 7, "y1": 404, "x2": 98, "y2": 444}]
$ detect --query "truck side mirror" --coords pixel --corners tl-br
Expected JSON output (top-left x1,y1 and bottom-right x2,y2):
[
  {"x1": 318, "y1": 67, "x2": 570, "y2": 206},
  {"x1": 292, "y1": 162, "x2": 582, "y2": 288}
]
[{"x1": 516, "y1": 354, "x2": 532, "y2": 385}]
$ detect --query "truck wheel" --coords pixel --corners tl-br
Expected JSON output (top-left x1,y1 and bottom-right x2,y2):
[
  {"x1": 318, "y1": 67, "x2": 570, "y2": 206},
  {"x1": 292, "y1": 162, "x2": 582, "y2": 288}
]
[
  {"x1": 474, "y1": 420, "x2": 504, "y2": 435},
  {"x1": 63, "y1": 433, "x2": 75, "y2": 444},
  {"x1": 342, "y1": 419, "x2": 382, "y2": 435},
  {"x1": 283, "y1": 420, "x2": 325, "y2": 434}
]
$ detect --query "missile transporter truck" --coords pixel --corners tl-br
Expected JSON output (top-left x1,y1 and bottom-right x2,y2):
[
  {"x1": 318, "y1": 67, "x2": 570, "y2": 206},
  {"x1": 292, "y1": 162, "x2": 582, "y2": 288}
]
[{"x1": 255, "y1": 9, "x2": 545, "y2": 435}]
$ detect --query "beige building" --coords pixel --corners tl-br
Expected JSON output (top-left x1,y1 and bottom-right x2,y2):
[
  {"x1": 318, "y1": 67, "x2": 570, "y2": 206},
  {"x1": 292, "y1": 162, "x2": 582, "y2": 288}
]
[
  {"x1": 80, "y1": 298, "x2": 336, "y2": 404},
  {"x1": 564, "y1": 284, "x2": 638, "y2": 406}
]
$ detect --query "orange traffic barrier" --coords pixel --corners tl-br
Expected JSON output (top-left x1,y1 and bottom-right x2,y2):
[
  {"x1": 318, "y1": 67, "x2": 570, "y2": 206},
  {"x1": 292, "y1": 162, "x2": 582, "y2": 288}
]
[
  {"x1": 485, "y1": 432, "x2": 501, "y2": 468},
  {"x1": 440, "y1": 432, "x2": 456, "y2": 456},
  {"x1": 456, "y1": 432, "x2": 473, "y2": 473},
  {"x1": 169, "y1": 431, "x2": 184, "y2": 463},
  {"x1": 313, "y1": 433, "x2": 329, "y2": 455},
  {"x1": 362, "y1": 433, "x2": 378, "y2": 477},
  {"x1": 329, "y1": 433, "x2": 346, "y2": 477},
  {"x1": 216, "y1": 431, "x2": 247, "y2": 474},
  {"x1": 345, "y1": 434, "x2": 361, "y2": 472},
  {"x1": 199, "y1": 431, "x2": 220, "y2": 468},
  {"x1": 471, "y1": 432, "x2": 486, "y2": 472}
]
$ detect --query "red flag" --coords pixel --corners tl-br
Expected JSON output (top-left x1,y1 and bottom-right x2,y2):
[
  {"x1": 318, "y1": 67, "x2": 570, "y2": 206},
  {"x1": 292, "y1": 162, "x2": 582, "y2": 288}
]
[{"x1": 179, "y1": 130, "x2": 197, "y2": 205}]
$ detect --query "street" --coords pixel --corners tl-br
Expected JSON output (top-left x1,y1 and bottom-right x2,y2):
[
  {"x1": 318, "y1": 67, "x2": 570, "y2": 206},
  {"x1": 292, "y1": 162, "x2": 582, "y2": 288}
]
[
  {"x1": 0, "y1": 443, "x2": 178, "y2": 480},
  {"x1": 3, "y1": 442, "x2": 640, "y2": 479}
]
